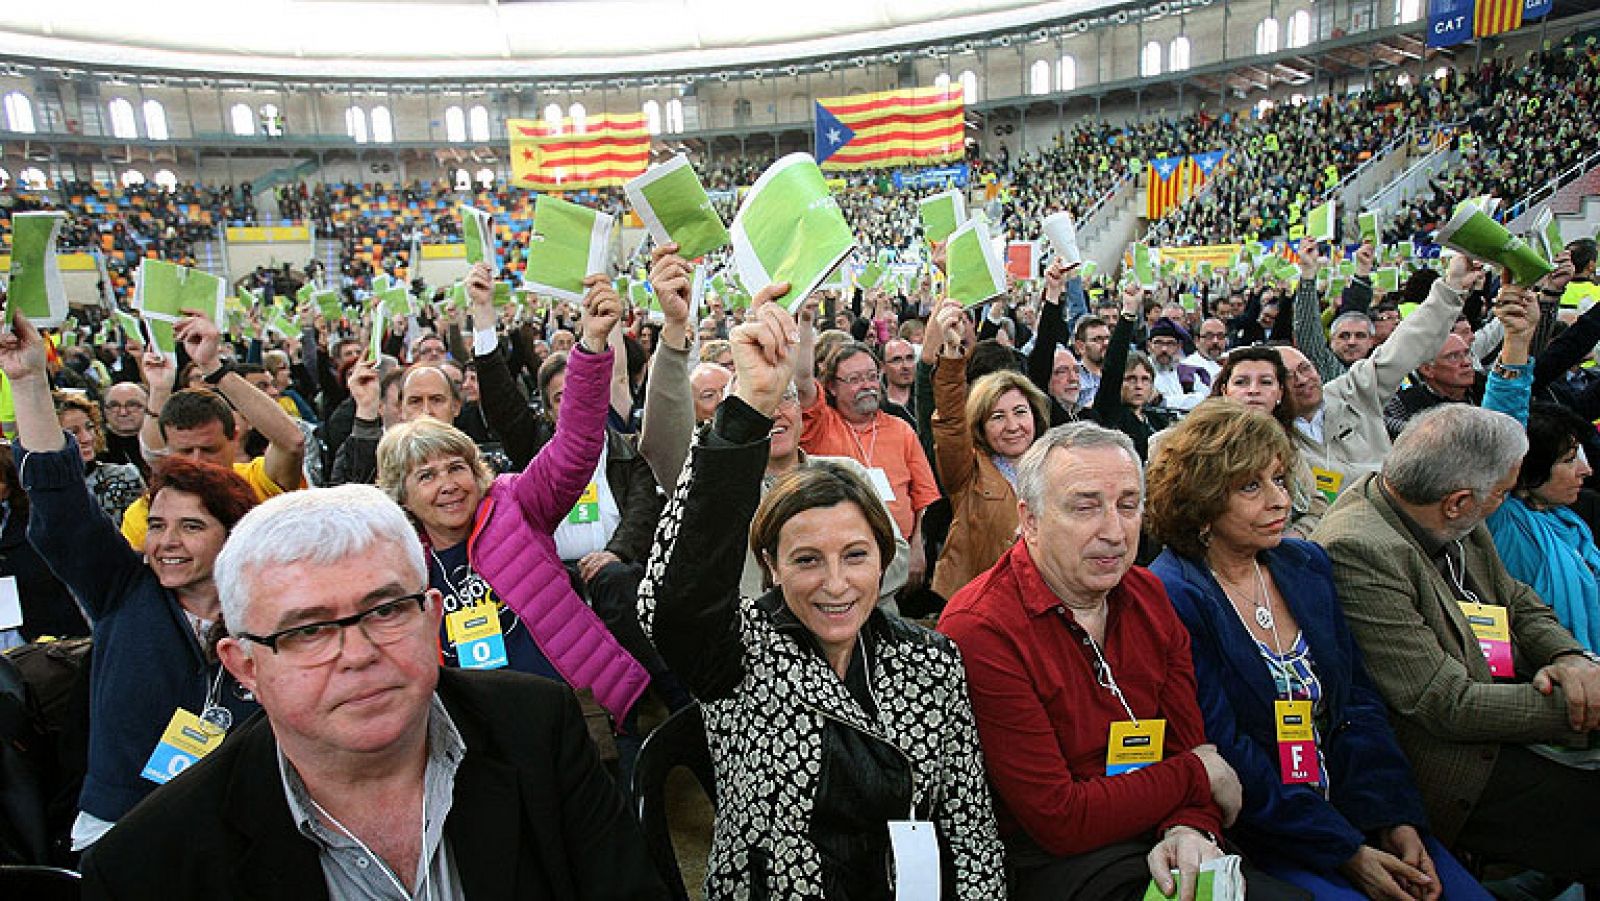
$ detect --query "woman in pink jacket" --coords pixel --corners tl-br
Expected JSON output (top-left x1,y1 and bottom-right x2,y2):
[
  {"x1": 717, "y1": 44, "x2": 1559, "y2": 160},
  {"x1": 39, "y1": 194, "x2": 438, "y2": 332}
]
[{"x1": 375, "y1": 273, "x2": 649, "y2": 735}]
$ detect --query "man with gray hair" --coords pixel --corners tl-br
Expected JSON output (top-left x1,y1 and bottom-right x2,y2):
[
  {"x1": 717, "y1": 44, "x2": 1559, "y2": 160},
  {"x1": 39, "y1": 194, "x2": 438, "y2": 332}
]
[
  {"x1": 940, "y1": 423, "x2": 1300, "y2": 901},
  {"x1": 80, "y1": 484, "x2": 666, "y2": 898},
  {"x1": 1313, "y1": 404, "x2": 1600, "y2": 888}
]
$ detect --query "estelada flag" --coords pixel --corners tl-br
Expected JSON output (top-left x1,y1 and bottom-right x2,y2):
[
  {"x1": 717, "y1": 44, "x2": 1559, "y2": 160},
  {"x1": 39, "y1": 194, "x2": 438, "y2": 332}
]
[
  {"x1": 1473, "y1": 0, "x2": 1523, "y2": 38},
  {"x1": 814, "y1": 85, "x2": 965, "y2": 171},
  {"x1": 1146, "y1": 156, "x2": 1185, "y2": 221},
  {"x1": 509, "y1": 113, "x2": 650, "y2": 190},
  {"x1": 1188, "y1": 150, "x2": 1229, "y2": 194}
]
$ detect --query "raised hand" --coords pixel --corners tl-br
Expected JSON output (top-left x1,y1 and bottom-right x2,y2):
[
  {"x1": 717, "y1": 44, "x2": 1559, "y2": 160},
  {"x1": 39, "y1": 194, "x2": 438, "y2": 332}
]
[
  {"x1": 932, "y1": 299, "x2": 967, "y2": 358},
  {"x1": 730, "y1": 289, "x2": 797, "y2": 417},
  {"x1": 648, "y1": 243, "x2": 693, "y2": 330},
  {"x1": 0, "y1": 304, "x2": 49, "y2": 383},
  {"x1": 1443, "y1": 252, "x2": 1482, "y2": 294},
  {"x1": 1354, "y1": 241, "x2": 1376, "y2": 278},
  {"x1": 579, "y1": 274, "x2": 622, "y2": 353},
  {"x1": 348, "y1": 358, "x2": 381, "y2": 420},
  {"x1": 1042, "y1": 257, "x2": 1076, "y2": 305},
  {"x1": 1297, "y1": 237, "x2": 1324, "y2": 280},
  {"x1": 466, "y1": 261, "x2": 495, "y2": 323},
  {"x1": 174, "y1": 309, "x2": 222, "y2": 373}
]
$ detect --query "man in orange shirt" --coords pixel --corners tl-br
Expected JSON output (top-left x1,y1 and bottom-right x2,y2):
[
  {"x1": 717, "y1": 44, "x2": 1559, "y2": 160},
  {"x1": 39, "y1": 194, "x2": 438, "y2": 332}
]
[{"x1": 796, "y1": 300, "x2": 937, "y2": 590}]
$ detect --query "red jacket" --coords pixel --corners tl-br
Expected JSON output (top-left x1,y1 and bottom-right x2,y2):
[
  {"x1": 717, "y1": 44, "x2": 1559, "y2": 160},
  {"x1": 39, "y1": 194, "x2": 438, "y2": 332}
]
[{"x1": 939, "y1": 540, "x2": 1221, "y2": 856}]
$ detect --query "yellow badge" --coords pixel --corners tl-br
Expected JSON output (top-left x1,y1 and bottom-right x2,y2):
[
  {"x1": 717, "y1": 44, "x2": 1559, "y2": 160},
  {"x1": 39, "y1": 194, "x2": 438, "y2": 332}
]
[
  {"x1": 566, "y1": 481, "x2": 601, "y2": 524},
  {"x1": 1106, "y1": 719, "x2": 1166, "y2": 775},
  {"x1": 1312, "y1": 467, "x2": 1344, "y2": 503}
]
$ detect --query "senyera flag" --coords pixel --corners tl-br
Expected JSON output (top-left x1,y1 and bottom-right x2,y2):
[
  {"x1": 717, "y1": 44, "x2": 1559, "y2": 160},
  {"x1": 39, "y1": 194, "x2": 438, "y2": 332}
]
[
  {"x1": 814, "y1": 84, "x2": 965, "y2": 171},
  {"x1": 508, "y1": 113, "x2": 650, "y2": 190},
  {"x1": 1146, "y1": 156, "x2": 1186, "y2": 221}
]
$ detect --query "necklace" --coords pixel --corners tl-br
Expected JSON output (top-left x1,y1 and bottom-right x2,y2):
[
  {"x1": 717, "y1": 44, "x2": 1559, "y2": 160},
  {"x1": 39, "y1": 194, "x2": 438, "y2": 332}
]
[{"x1": 1215, "y1": 558, "x2": 1275, "y2": 631}]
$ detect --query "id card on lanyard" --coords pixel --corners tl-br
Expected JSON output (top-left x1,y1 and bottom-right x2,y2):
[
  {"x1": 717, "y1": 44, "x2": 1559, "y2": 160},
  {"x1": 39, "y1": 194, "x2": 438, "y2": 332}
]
[
  {"x1": 141, "y1": 708, "x2": 226, "y2": 784},
  {"x1": 446, "y1": 603, "x2": 508, "y2": 670},
  {"x1": 1275, "y1": 699, "x2": 1321, "y2": 784},
  {"x1": 887, "y1": 820, "x2": 941, "y2": 900},
  {"x1": 1459, "y1": 601, "x2": 1513, "y2": 677},
  {"x1": 1106, "y1": 719, "x2": 1167, "y2": 775}
]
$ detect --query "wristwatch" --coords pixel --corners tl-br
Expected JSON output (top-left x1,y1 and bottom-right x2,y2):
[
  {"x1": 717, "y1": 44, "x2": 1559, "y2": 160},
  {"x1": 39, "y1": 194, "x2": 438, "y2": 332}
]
[
  {"x1": 1491, "y1": 360, "x2": 1530, "y2": 380},
  {"x1": 203, "y1": 363, "x2": 236, "y2": 386}
]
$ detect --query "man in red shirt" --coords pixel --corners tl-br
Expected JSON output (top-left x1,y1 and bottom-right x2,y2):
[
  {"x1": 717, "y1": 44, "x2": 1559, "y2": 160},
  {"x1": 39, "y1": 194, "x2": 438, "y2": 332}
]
[
  {"x1": 941, "y1": 423, "x2": 1301, "y2": 901},
  {"x1": 795, "y1": 302, "x2": 938, "y2": 589}
]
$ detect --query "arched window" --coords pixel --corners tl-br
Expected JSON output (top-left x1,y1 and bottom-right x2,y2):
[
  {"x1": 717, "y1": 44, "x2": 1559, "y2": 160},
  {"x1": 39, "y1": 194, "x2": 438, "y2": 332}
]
[
  {"x1": 1170, "y1": 36, "x2": 1191, "y2": 71},
  {"x1": 1396, "y1": 0, "x2": 1423, "y2": 24},
  {"x1": 120, "y1": 169, "x2": 146, "y2": 188},
  {"x1": 569, "y1": 103, "x2": 587, "y2": 134},
  {"x1": 230, "y1": 103, "x2": 254, "y2": 136},
  {"x1": 5, "y1": 92, "x2": 35, "y2": 133},
  {"x1": 1287, "y1": 10, "x2": 1311, "y2": 49},
  {"x1": 142, "y1": 99, "x2": 168, "y2": 140},
  {"x1": 475, "y1": 167, "x2": 495, "y2": 188},
  {"x1": 1141, "y1": 41, "x2": 1162, "y2": 77},
  {"x1": 153, "y1": 169, "x2": 178, "y2": 191},
  {"x1": 445, "y1": 106, "x2": 466, "y2": 143},
  {"x1": 260, "y1": 103, "x2": 283, "y2": 137},
  {"x1": 453, "y1": 168, "x2": 472, "y2": 192},
  {"x1": 370, "y1": 105, "x2": 393, "y2": 143},
  {"x1": 543, "y1": 103, "x2": 564, "y2": 134},
  {"x1": 643, "y1": 99, "x2": 662, "y2": 135},
  {"x1": 1029, "y1": 59, "x2": 1051, "y2": 96},
  {"x1": 469, "y1": 105, "x2": 489, "y2": 142},
  {"x1": 1057, "y1": 55, "x2": 1077, "y2": 92},
  {"x1": 665, "y1": 98, "x2": 684, "y2": 134},
  {"x1": 108, "y1": 97, "x2": 138, "y2": 139},
  {"x1": 1256, "y1": 18, "x2": 1280, "y2": 54},
  {"x1": 19, "y1": 167, "x2": 47, "y2": 189},
  {"x1": 934, "y1": 72, "x2": 951, "y2": 93},
  {"x1": 959, "y1": 70, "x2": 977, "y2": 102},
  {"x1": 345, "y1": 106, "x2": 368, "y2": 144}
]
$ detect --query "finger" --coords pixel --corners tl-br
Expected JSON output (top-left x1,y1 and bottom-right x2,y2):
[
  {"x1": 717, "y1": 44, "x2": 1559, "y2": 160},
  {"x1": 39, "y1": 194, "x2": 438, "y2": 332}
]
[
  {"x1": 1566, "y1": 674, "x2": 1589, "y2": 732},
  {"x1": 1177, "y1": 855, "x2": 1200, "y2": 901},
  {"x1": 1372, "y1": 869, "x2": 1416, "y2": 901},
  {"x1": 582, "y1": 273, "x2": 609, "y2": 288},
  {"x1": 1533, "y1": 667, "x2": 1555, "y2": 694}
]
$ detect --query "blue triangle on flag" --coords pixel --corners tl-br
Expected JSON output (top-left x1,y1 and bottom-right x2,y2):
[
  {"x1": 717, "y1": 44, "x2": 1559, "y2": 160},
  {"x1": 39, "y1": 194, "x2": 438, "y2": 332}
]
[
  {"x1": 814, "y1": 103, "x2": 856, "y2": 165},
  {"x1": 1152, "y1": 157, "x2": 1179, "y2": 180}
]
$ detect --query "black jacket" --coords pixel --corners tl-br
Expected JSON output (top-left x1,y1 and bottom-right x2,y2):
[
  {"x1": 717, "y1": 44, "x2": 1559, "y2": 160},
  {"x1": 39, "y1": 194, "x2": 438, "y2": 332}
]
[{"x1": 80, "y1": 668, "x2": 667, "y2": 901}]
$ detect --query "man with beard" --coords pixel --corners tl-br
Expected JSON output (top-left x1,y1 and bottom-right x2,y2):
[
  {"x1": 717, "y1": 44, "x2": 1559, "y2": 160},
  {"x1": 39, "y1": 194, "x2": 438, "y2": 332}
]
[
  {"x1": 1146, "y1": 319, "x2": 1210, "y2": 411},
  {"x1": 797, "y1": 315, "x2": 939, "y2": 590},
  {"x1": 1182, "y1": 318, "x2": 1227, "y2": 380},
  {"x1": 1072, "y1": 315, "x2": 1111, "y2": 405}
]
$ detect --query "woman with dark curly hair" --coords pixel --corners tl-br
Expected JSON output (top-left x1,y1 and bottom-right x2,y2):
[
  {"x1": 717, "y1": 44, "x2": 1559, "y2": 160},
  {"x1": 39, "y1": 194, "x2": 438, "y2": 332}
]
[
  {"x1": 1147, "y1": 399, "x2": 1486, "y2": 900},
  {"x1": 0, "y1": 308, "x2": 260, "y2": 849}
]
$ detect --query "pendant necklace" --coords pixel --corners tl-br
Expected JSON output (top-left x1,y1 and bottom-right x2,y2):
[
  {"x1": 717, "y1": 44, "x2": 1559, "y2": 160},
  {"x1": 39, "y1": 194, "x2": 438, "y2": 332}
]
[{"x1": 1216, "y1": 559, "x2": 1275, "y2": 631}]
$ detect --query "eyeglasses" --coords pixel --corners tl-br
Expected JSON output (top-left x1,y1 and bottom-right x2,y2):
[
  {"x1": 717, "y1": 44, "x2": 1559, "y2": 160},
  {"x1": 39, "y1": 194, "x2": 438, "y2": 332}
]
[
  {"x1": 833, "y1": 371, "x2": 881, "y2": 388},
  {"x1": 236, "y1": 592, "x2": 429, "y2": 667},
  {"x1": 105, "y1": 401, "x2": 146, "y2": 412}
]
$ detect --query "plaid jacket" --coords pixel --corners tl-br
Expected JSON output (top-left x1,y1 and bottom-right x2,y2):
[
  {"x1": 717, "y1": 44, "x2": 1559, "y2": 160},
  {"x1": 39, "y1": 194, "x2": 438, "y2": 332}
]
[{"x1": 1311, "y1": 473, "x2": 1585, "y2": 842}]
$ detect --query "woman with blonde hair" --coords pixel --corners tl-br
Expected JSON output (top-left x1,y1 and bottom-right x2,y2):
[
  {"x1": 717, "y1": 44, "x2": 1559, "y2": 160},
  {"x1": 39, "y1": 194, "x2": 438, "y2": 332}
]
[{"x1": 925, "y1": 298, "x2": 1050, "y2": 599}]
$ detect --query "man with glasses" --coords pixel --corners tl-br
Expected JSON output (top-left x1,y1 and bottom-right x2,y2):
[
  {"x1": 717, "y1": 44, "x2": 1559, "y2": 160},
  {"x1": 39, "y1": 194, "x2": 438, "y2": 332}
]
[
  {"x1": 1146, "y1": 319, "x2": 1210, "y2": 412},
  {"x1": 81, "y1": 485, "x2": 666, "y2": 898},
  {"x1": 1181, "y1": 318, "x2": 1227, "y2": 380},
  {"x1": 101, "y1": 382, "x2": 150, "y2": 474},
  {"x1": 796, "y1": 306, "x2": 939, "y2": 592},
  {"x1": 1382, "y1": 334, "x2": 1483, "y2": 439}
]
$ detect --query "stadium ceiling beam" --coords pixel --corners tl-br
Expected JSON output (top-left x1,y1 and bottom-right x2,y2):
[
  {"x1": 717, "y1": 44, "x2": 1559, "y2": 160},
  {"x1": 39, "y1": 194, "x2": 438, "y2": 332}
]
[
  {"x1": 1369, "y1": 43, "x2": 1412, "y2": 66},
  {"x1": 1271, "y1": 60, "x2": 1312, "y2": 83}
]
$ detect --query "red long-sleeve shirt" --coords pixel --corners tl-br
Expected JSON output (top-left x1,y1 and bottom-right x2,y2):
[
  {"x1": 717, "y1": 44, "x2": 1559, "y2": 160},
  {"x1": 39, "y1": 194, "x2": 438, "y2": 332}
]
[{"x1": 939, "y1": 541, "x2": 1221, "y2": 856}]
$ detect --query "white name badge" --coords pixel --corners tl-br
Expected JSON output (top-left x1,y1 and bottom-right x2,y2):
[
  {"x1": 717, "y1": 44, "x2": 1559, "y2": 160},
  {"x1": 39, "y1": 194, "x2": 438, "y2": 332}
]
[
  {"x1": 866, "y1": 467, "x2": 897, "y2": 503},
  {"x1": 887, "y1": 819, "x2": 940, "y2": 900}
]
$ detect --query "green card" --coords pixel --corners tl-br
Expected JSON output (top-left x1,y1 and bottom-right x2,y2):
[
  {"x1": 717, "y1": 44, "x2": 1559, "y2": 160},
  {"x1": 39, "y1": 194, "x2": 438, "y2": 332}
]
[
  {"x1": 860, "y1": 261, "x2": 886, "y2": 290},
  {"x1": 143, "y1": 317, "x2": 177, "y2": 360},
  {"x1": 1373, "y1": 267, "x2": 1401, "y2": 293},
  {"x1": 624, "y1": 155, "x2": 731, "y2": 260},
  {"x1": 135, "y1": 260, "x2": 226, "y2": 323},
  {"x1": 461, "y1": 205, "x2": 497, "y2": 270},
  {"x1": 1307, "y1": 200, "x2": 1336, "y2": 242},
  {"x1": 1436, "y1": 201, "x2": 1554, "y2": 287},
  {"x1": 6, "y1": 212, "x2": 70, "y2": 327},
  {"x1": 1358, "y1": 209, "x2": 1381, "y2": 251},
  {"x1": 945, "y1": 219, "x2": 1007, "y2": 306},
  {"x1": 1132, "y1": 243, "x2": 1156, "y2": 290},
  {"x1": 918, "y1": 189, "x2": 967, "y2": 244},
  {"x1": 313, "y1": 289, "x2": 344, "y2": 323},
  {"x1": 729, "y1": 153, "x2": 857, "y2": 313},
  {"x1": 525, "y1": 194, "x2": 615, "y2": 302}
]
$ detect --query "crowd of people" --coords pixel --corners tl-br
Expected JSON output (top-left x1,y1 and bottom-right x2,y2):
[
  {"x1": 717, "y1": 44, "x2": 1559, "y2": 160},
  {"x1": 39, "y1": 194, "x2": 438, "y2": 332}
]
[{"x1": 3, "y1": 33, "x2": 1600, "y2": 901}]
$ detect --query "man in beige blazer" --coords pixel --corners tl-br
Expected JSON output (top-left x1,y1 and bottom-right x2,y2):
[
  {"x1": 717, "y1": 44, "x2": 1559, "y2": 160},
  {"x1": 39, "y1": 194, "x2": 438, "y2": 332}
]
[{"x1": 1314, "y1": 403, "x2": 1600, "y2": 889}]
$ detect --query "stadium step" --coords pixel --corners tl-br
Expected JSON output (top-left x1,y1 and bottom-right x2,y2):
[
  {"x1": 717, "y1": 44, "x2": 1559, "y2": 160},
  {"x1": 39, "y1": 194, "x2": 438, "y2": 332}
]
[
  {"x1": 1366, "y1": 143, "x2": 1461, "y2": 220},
  {"x1": 193, "y1": 239, "x2": 230, "y2": 283},
  {"x1": 1330, "y1": 131, "x2": 1432, "y2": 235},
  {"x1": 1080, "y1": 174, "x2": 1141, "y2": 277}
]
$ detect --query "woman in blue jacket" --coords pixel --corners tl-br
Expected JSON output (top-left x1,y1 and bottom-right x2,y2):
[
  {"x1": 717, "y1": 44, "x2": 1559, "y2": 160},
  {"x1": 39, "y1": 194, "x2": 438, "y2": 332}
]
[
  {"x1": 1146, "y1": 400, "x2": 1488, "y2": 900},
  {"x1": 0, "y1": 308, "x2": 260, "y2": 850}
]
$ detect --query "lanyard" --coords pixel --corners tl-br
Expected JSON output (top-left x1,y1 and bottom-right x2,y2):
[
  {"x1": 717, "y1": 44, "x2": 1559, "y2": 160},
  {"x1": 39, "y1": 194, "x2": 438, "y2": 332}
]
[
  {"x1": 846, "y1": 418, "x2": 879, "y2": 468},
  {"x1": 1218, "y1": 560, "x2": 1302, "y2": 701},
  {"x1": 1443, "y1": 541, "x2": 1482, "y2": 605},
  {"x1": 308, "y1": 792, "x2": 432, "y2": 901},
  {"x1": 1083, "y1": 630, "x2": 1139, "y2": 725},
  {"x1": 199, "y1": 666, "x2": 233, "y2": 732}
]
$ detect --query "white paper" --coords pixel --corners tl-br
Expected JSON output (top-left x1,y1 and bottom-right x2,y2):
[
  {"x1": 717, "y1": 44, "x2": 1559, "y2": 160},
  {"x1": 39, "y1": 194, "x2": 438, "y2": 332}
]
[
  {"x1": 866, "y1": 467, "x2": 897, "y2": 503},
  {"x1": 1042, "y1": 211, "x2": 1081, "y2": 266},
  {"x1": 0, "y1": 576, "x2": 21, "y2": 631},
  {"x1": 688, "y1": 264, "x2": 707, "y2": 325},
  {"x1": 887, "y1": 820, "x2": 941, "y2": 901}
]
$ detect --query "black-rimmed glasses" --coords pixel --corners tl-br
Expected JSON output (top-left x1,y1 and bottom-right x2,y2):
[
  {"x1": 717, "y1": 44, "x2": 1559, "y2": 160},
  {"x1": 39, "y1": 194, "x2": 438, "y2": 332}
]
[{"x1": 236, "y1": 592, "x2": 429, "y2": 667}]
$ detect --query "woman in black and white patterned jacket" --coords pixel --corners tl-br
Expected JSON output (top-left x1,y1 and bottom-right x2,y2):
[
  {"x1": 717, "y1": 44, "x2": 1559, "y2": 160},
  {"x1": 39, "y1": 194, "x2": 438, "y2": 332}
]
[{"x1": 637, "y1": 296, "x2": 1005, "y2": 899}]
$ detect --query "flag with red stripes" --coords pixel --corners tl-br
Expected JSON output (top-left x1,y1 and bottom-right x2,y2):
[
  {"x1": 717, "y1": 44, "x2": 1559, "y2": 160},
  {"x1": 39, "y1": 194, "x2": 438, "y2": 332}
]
[
  {"x1": 814, "y1": 85, "x2": 965, "y2": 171},
  {"x1": 1146, "y1": 156, "x2": 1185, "y2": 221},
  {"x1": 1473, "y1": 0, "x2": 1523, "y2": 38},
  {"x1": 508, "y1": 113, "x2": 650, "y2": 190},
  {"x1": 1188, "y1": 150, "x2": 1229, "y2": 194}
]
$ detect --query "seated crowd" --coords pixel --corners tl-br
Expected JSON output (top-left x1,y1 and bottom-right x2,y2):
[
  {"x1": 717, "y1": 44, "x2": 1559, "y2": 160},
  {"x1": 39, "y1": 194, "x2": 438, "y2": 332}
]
[{"x1": 4, "y1": 40, "x2": 1600, "y2": 901}]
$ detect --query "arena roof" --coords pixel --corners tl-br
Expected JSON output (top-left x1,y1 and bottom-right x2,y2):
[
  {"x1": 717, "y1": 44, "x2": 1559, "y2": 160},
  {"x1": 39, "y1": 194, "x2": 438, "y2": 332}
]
[{"x1": 0, "y1": 0, "x2": 1147, "y2": 81}]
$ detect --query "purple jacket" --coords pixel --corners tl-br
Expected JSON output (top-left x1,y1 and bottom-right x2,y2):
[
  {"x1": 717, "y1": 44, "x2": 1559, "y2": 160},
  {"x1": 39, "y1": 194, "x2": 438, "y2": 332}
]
[{"x1": 463, "y1": 343, "x2": 649, "y2": 723}]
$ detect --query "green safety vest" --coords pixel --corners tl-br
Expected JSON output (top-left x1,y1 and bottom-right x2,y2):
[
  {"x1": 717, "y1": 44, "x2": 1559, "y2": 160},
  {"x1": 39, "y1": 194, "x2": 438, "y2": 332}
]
[{"x1": 1561, "y1": 280, "x2": 1600, "y2": 310}]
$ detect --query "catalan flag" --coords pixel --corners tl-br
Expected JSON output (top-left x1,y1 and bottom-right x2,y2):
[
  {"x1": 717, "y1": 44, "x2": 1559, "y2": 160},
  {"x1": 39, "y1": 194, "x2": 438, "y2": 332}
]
[
  {"x1": 1188, "y1": 150, "x2": 1229, "y2": 194},
  {"x1": 508, "y1": 113, "x2": 650, "y2": 191},
  {"x1": 814, "y1": 85, "x2": 965, "y2": 171},
  {"x1": 1473, "y1": 0, "x2": 1522, "y2": 38},
  {"x1": 1146, "y1": 156, "x2": 1186, "y2": 221}
]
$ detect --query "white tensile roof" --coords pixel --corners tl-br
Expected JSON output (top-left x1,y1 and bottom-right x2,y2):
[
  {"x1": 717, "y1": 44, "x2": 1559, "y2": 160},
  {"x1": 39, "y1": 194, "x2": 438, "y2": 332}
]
[{"x1": 0, "y1": 0, "x2": 1127, "y2": 79}]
